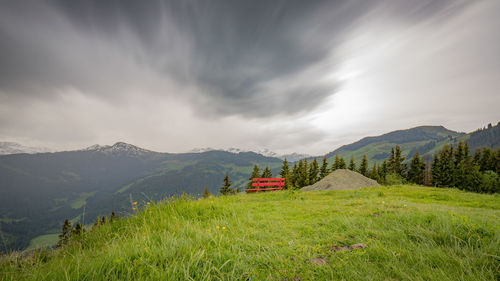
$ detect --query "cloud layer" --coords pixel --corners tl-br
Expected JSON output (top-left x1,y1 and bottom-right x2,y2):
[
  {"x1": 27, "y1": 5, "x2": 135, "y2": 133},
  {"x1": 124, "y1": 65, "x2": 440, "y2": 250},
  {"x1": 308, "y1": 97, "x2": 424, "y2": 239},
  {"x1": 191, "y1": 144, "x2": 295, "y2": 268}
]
[{"x1": 0, "y1": 0, "x2": 499, "y2": 154}]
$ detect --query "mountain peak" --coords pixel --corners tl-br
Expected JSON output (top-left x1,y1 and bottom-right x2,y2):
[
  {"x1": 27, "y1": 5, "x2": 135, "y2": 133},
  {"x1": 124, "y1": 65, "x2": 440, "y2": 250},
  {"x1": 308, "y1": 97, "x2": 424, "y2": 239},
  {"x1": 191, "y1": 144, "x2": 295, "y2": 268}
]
[{"x1": 82, "y1": 142, "x2": 155, "y2": 156}]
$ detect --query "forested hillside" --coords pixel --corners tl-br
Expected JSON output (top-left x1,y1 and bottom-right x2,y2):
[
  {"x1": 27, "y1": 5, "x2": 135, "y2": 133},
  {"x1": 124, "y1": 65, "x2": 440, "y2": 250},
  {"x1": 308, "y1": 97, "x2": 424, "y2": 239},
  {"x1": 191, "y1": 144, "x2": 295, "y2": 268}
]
[
  {"x1": 467, "y1": 122, "x2": 500, "y2": 151},
  {"x1": 323, "y1": 124, "x2": 500, "y2": 165}
]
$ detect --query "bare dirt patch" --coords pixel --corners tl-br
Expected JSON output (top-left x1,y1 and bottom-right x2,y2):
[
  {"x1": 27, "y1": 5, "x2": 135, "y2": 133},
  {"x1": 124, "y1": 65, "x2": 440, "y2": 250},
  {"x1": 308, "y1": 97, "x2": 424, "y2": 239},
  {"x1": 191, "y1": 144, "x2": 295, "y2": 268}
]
[{"x1": 330, "y1": 243, "x2": 368, "y2": 252}]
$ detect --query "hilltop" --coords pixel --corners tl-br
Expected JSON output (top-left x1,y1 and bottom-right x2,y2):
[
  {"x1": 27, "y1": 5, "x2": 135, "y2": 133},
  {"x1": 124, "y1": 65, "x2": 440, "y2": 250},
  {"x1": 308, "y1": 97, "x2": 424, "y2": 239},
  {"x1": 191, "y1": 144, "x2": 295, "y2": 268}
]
[
  {"x1": 1, "y1": 186, "x2": 498, "y2": 280},
  {"x1": 322, "y1": 123, "x2": 500, "y2": 165}
]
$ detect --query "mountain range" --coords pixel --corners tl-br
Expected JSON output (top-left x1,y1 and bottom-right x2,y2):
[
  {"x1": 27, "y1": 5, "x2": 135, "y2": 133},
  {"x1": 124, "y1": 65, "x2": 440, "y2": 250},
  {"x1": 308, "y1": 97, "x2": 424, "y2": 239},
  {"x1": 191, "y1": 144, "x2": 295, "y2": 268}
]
[
  {"x1": 0, "y1": 122, "x2": 498, "y2": 251},
  {"x1": 189, "y1": 147, "x2": 310, "y2": 162},
  {"x1": 0, "y1": 142, "x2": 53, "y2": 155}
]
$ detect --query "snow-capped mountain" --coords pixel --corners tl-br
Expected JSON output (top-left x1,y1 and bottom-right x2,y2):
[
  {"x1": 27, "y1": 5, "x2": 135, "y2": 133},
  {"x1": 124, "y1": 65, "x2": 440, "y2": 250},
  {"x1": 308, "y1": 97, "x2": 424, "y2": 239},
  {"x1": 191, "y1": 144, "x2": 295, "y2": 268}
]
[
  {"x1": 188, "y1": 147, "x2": 310, "y2": 161},
  {"x1": 82, "y1": 142, "x2": 157, "y2": 156},
  {"x1": 0, "y1": 142, "x2": 53, "y2": 155},
  {"x1": 280, "y1": 152, "x2": 311, "y2": 162},
  {"x1": 189, "y1": 147, "x2": 217, "y2": 153}
]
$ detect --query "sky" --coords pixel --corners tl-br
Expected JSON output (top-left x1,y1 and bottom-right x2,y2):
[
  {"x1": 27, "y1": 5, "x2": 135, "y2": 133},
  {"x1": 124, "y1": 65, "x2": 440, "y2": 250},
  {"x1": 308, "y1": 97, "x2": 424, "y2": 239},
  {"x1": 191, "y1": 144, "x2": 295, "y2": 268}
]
[{"x1": 0, "y1": 0, "x2": 499, "y2": 155}]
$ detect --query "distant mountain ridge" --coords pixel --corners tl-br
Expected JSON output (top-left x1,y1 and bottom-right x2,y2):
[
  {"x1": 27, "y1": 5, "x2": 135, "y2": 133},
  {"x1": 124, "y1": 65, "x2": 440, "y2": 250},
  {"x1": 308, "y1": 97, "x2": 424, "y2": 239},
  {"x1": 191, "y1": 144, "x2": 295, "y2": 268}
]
[
  {"x1": 190, "y1": 147, "x2": 310, "y2": 161},
  {"x1": 81, "y1": 142, "x2": 159, "y2": 156},
  {"x1": 322, "y1": 123, "x2": 498, "y2": 165},
  {"x1": 0, "y1": 142, "x2": 53, "y2": 155}
]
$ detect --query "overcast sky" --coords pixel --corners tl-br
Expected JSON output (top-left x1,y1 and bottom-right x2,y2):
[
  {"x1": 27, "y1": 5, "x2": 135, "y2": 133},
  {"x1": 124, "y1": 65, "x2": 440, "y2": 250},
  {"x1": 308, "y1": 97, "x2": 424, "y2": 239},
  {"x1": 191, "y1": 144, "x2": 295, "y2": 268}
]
[{"x1": 0, "y1": 0, "x2": 499, "y2": 155}]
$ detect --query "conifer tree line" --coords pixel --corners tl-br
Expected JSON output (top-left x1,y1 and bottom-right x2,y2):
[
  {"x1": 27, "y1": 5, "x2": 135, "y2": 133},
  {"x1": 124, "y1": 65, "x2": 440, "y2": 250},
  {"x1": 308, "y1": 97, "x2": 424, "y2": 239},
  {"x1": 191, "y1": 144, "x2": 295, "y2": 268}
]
[
  {"x1": 57, "y1": 211, "x2": 119, "y2": 247},
  {"x1": 244, "y1": 141, "x2": 498, "y2": 193},
  {"x1": 430, "y1": 142, "x2": 499, "y2": 193}
]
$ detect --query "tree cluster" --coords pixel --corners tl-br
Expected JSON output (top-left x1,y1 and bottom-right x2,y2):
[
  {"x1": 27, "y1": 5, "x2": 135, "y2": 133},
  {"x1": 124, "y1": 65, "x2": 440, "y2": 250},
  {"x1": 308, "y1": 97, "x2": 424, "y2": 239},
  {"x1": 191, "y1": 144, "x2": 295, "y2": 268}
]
[
  {"x1": 57, "y1": 211, "x2": 119, "y2": 248},
  {"x1": 431, "y1": 142, "x2": 499, "y2": 193},
  {"x1": 377, "y1": 142, "x2": 499, "y2": 193},
  {"x1": 241, "y1": 141, "x2": 498, "y2": 194}
]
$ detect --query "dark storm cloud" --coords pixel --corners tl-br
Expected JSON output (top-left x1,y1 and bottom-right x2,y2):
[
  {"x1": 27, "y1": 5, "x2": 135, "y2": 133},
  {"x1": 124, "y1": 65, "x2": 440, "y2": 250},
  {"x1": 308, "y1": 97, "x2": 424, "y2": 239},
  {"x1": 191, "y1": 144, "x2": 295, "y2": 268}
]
[{"x1": 0, "y1": 0, "x2": 470, "y2": 118}]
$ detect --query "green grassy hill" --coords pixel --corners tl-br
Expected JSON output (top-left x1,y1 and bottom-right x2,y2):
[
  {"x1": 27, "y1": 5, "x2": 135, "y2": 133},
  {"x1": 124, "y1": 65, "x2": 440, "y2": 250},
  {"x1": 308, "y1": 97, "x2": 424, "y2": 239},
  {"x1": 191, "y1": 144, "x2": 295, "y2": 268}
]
[
  {"x1": 2, "y1": 186, "x2": 498, "y2": 280},
  {"x1": 321, "y1": 124, "x2": 500, "y2": 166}
]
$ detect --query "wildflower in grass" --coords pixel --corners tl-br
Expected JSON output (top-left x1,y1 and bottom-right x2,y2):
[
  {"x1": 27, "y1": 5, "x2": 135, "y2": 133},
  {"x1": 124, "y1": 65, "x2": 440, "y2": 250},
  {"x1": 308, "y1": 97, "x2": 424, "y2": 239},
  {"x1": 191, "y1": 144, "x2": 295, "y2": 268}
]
[
  {"x1": 133, "y1": 207, "x2": 137, "y2": 211},
  {"x1": 222, "y1": 226, "x2": 226, "y2": 230},
  {"x1": 133, "y1": 201, "x2": 137, "y2": 205},
  {"x1": 147, "y1": 202, "x2": 151, "y2": 206},
  {"x1": 216, "y1": 226, "x2": 220, "y2": 230}
]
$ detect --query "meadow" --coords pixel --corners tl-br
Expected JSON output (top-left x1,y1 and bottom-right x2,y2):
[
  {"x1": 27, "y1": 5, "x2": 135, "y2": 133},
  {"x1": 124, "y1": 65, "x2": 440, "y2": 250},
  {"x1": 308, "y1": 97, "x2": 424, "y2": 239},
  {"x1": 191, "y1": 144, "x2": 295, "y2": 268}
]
[{"x1": 1, "y1": 185, "x2": 499, "y2": 280}]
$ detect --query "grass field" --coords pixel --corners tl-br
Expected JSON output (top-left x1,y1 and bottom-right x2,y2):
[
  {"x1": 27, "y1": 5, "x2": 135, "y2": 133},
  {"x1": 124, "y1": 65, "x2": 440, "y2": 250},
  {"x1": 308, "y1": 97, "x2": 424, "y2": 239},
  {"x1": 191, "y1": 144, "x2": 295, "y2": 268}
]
[
  {"x1": 27, "y1": 234, "x2": 59, "y2": 249},
  {"x1": 1, "y1": 185, "x2": 499, "y2": 280}
]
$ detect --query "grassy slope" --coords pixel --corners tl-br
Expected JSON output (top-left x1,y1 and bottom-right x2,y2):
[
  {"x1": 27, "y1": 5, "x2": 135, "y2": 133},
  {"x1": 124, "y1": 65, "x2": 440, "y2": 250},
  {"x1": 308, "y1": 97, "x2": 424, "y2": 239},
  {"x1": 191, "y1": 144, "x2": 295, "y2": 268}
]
[
  {"x1": 1, "y1": 186, "x2": 499, "y2": 281},
  {"x1": 27, "y1": 234, "x2": 59, "y2": 249},
  {"x1": 322, "y1": 125, "x2": 467, "y2": 165}
]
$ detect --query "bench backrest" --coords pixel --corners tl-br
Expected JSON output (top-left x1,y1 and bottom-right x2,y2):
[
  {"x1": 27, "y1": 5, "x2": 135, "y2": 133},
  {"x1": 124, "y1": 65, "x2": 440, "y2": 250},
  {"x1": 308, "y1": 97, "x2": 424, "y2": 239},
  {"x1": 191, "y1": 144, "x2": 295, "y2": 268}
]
[{"x1": 251, "y1": 178, "x2": 285, "y2": 188}]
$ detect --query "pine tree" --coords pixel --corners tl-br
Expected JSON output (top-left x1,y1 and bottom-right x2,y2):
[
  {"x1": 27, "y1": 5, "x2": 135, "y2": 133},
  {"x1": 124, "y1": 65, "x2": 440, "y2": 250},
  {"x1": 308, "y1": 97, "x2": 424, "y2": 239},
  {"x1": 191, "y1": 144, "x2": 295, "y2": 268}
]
[
  {"x1": 202, "y1": 186, "x2": 211, "y2": 198},
  {"x1": 248, "y1": 164, "x2": 260, "y2": 189},
  {"x1": 393, "y1": 145, "x2": 405, "y2": 176},
  {"x1": 387, "y1": 146, "x2": 405, "y2": 176},
  {"x1": 369, "y1": 163, "x2": 378, "y2": 181},
  {"x1": 320, "y1": 156, "x2": 329, "y2": 179},
  {"x1": 407, "y1": 151, "x2": 424, "y2": 185},
  {"x1": 220, "y1": 172, "x2": 233, "y2": 195},
  {"x1": 439, "y1": 145, "x2": 454, "y2": 187},
  {"x1": 454, "y1": 141, "x2": 465, "y2": 166},
  {"x1": 480, "y1": 148, "x2": 496, "y2": 172},
  {"x1": 462, "y1": 163, "x2": 482, "y2": 192},
  {"x1": 261, "y1": 166, "x2": 272, "y2": 178},
  {"x1": 301, "y1": 159, "x2": 309, "y2": 187},
  {"x1": 338, "y1": 157, "x2": 346, "y2": 169},
  {"x1": 279, "y1": 158, "x2": 291, "y2": 189},
  {"x1": 309, "y1": 158, "x2": 319, "y2": 184},
  {"x1": 387, "y1": 147, "x2": 395, "y2": 173},
  {"x1": 359, "y1": 155, "x2": 368, "y2": 176},
  {"x1": 291, "y1": 163, "x2": 298, "y2": 188},
  {"x1": 378, "y1": 160, "x2": 389, "y2": 184},
  {"x1": 472, "y1": 148, "x2": 481, "y2": 165},
  {"x1": 495, "y1": 148, "x2": 500, "y2": 174},
  {"x1": 296, "y1": 160, "x2": 309, "y2": 188},
  {"x1": 72, "y1": 222, "x2": 84, "y2": 236},
  {"x1": 348, "y1": 155, "x2": 356, "y2": 171},
  {"x1": 57, "y1": 219, "x2": 73, "y2": 247},
  {"x1": 431, "y1": 154, "x2": 440, "y2": 186},
  {"x1": 464, "y1": 142, "x2": 470, "y2": 160},
  {"x1": 332, "y1": 155, "x2": 340, "y2": 171}
]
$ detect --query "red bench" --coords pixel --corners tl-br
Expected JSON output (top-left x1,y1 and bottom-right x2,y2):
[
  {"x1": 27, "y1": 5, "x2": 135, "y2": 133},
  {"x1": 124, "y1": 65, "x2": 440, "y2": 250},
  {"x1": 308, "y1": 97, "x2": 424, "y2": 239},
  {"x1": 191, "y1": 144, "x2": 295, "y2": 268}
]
[{"x1": 246, "y1": 178, "x2": 285, "y2": 192}]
